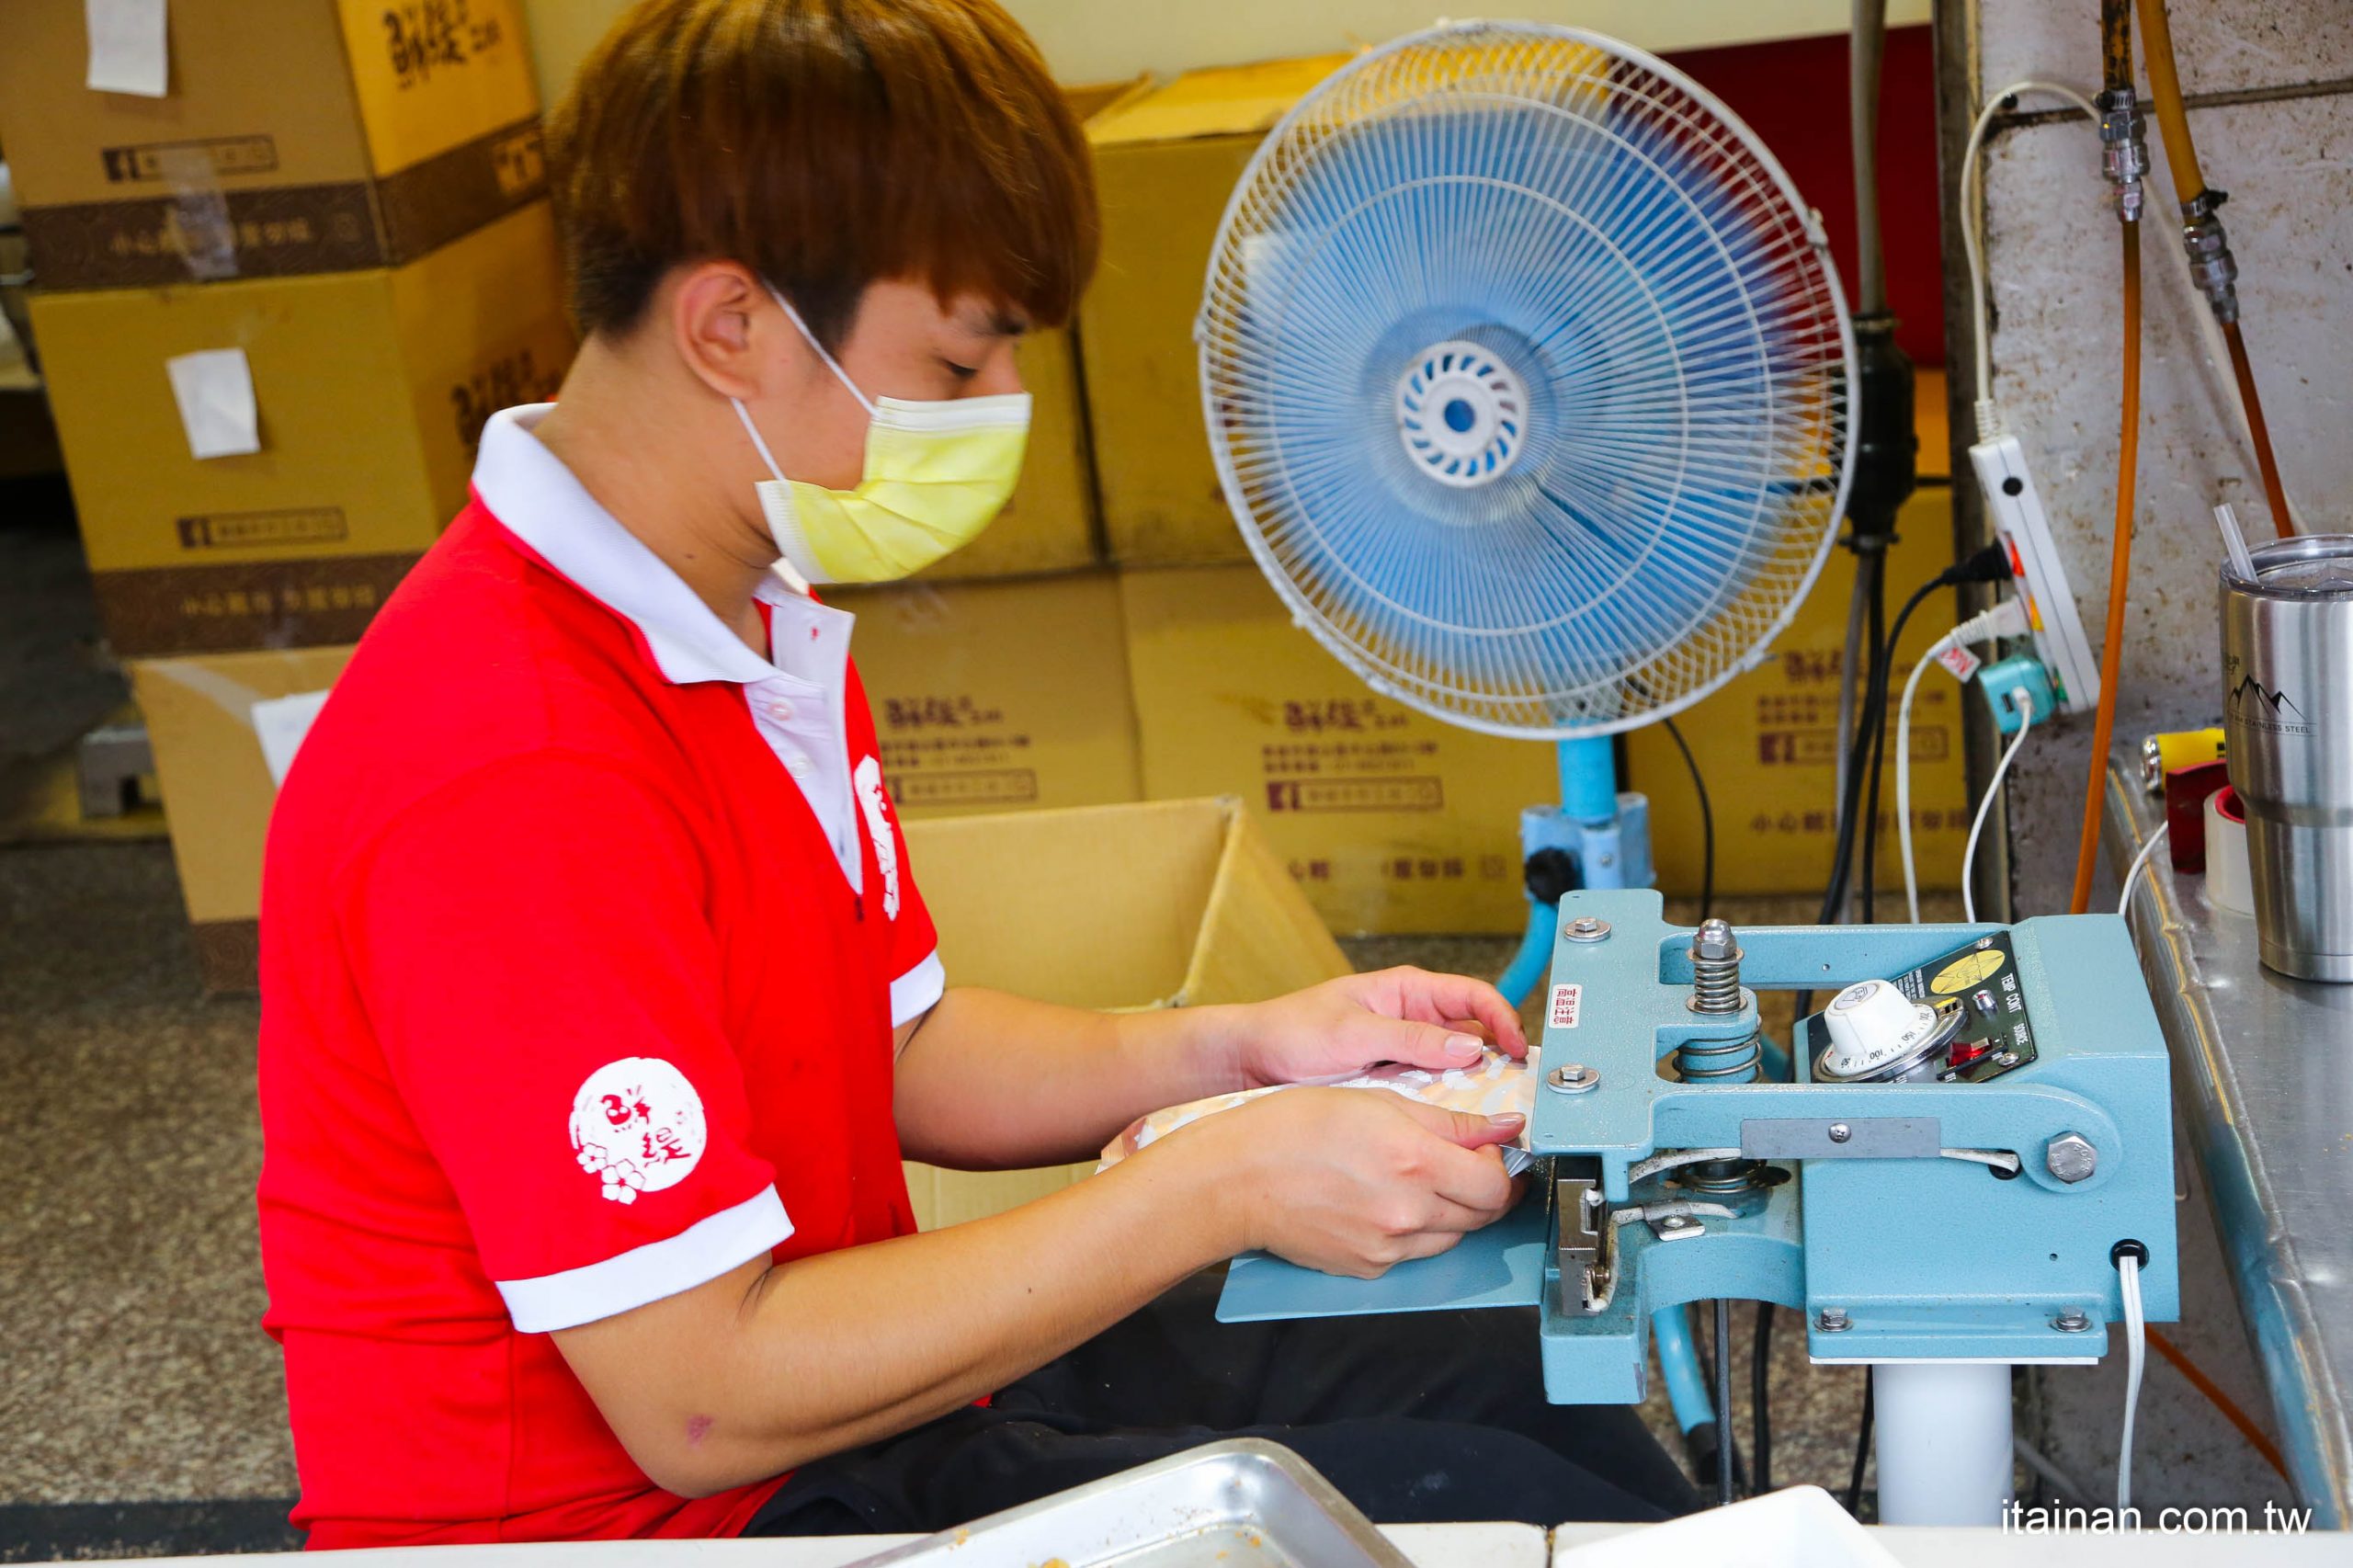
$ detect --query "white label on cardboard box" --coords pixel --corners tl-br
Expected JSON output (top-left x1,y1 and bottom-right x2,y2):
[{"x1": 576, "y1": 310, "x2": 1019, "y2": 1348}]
[
  {"x1": 252, "y1": 688, "x2": 331, "y2": 786},
  {"x1": 1549, "y1": 983, "x2": 1582, "y2": 1029},
  {"x1": 165, "y1": 348, "x2": 261, "y2": 460},
  {"x1": 86, "y1": 0, "x2": 170, "y2": 97},
  {"x1": 1937, "y1": 642, "x2": 1983, "y2": 684}
]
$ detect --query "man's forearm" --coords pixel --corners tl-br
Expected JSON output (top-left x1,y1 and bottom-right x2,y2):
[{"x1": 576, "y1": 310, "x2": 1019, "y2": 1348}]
[
  {"x1": 892, "y1": 987, "x2": 1247, "y2": 1169},
  {"x1": 554, "y1": 1141, "x2": 1240, "y2": 1497}
]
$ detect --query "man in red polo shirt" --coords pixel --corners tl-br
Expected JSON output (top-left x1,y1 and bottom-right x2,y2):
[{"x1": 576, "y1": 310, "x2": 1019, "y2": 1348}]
[{"x1": 256, "y1": 0, "x2": 1693, "y2": 1546}]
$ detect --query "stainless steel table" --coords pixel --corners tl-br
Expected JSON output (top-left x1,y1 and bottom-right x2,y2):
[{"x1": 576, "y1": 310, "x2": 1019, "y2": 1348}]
[{"x1": 2108, "y1": 764, "x2": 2353, "y2": 1526}]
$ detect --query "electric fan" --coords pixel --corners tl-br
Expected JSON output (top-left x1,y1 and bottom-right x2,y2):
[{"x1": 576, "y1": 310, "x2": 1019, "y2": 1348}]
[{"x1": 1198, "y1": 20, "x2": 1855, "y2": 1002}]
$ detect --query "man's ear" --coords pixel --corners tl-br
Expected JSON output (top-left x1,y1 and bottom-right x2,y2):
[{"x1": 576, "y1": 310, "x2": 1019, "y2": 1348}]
[{"x1": 668, "y1": 261, "x2": 772, "y2": 401}]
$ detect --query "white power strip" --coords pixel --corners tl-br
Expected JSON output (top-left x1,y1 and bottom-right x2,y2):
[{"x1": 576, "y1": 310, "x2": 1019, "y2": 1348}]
[{"x1": 1968, "y1": 432, "x2": 2101, "y2": 716}]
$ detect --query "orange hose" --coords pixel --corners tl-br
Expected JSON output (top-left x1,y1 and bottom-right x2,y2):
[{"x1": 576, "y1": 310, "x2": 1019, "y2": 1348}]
[
  {"x1": 2223, "y1": 321, "x2": 2295, "y2": 535},
  {"x1": 2148, "y1": 1327, "x2": 2292, "y2": 1482},
  {"x1": 2132, "y1": 0, "x2": 2205, "y2": 194},
  {"x1": 2070, "y1": 222, "x2": 2142, "y2": 916},
  {"x1": 2137, "y1": 0, "x2": 2294, "y2": 537}
]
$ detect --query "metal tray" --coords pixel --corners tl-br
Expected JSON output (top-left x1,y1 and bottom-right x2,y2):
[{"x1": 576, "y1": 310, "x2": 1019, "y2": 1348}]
[{"x1": 842, "y1": 1437, "x2": 1415, "y2": 1568}]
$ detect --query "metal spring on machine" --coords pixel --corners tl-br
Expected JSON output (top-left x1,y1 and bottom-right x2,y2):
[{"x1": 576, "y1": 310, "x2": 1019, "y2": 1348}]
[
  {"x1": 1688, "y1": 917, "x2": 1746, "y2": 1016},
  {"x1": 1677, "y1": 920, "x2": 1764, "y2": 1193},
  {"x1": 1677, "y1": 1032, "x2": 1763, "y2": 1084}
]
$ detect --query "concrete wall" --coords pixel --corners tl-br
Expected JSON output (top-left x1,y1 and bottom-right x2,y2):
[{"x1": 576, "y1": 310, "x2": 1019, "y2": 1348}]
[
  {"x1": 1959, "y1": 0, "x2": 2353, "y2": 915},
  {"x1": 521, "y1": 0, "x2": 1929, "y2": 106}
]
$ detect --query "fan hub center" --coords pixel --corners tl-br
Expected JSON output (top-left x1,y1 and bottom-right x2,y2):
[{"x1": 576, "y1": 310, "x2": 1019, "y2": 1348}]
[{"x1": 1394, "y1": 340, "x2": 1529, "y2": 489}]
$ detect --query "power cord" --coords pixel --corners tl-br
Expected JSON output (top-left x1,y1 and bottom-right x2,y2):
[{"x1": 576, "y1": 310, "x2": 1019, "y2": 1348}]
[
  {"x1": 2115, "y1": 1242, "x2": 2150, "y2": 1512},
  {"x1": 2117, "y1": 822, "x2": 2172, "y2": 918},
  {"x1": 1856, "y1": 557, "x2": 1889, "y2": 919},
  {"x1": 1895, "y1": 595, "x2": 2033, "y2": 921},
  {"x1": 1714, "y1": 1297, "x2": 1736, "y2": 1507},
  {"x1": 1752, "y1": 1301, "x2": 1774, "y2": 1494},
  {"x1": 1962, "y1": 690, "x2": 2037, "y2": 924},
  {"x1": 1661, "y1": 716, "x2": 1713, "y2": 920},
  {"x1": 1960, "y1": 81, "x2": 2101, "y2": 436}
]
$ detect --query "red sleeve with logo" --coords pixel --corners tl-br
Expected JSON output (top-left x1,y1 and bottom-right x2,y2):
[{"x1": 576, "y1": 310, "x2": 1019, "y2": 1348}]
[{"x1": 343, "y1": 751, "x2": 790, "y2": 1334}]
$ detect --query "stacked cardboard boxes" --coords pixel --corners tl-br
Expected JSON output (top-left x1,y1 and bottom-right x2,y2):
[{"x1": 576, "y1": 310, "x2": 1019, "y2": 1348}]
[
  {"x1": 1080, "y1": 53, "x2": 1351, "y2": 568},
  {"x1": 2, "y1": 0, "x2": 564, "y2": 658},
  {"x1": 0, "y1": 0, "x2": 565, "y2": 968},
  {"x1": 35, "y1": 202, "x2": 574, "y2": 653}
]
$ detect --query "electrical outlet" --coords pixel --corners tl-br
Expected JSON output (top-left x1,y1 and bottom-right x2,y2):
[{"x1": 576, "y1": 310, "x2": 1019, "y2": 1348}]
[
  {"x1": 1969, "y1": 433, "x2": 2101, "y2": 716},
  {"x1": 1978, "y1": 654, "x2": 2056, "y2": 735}
]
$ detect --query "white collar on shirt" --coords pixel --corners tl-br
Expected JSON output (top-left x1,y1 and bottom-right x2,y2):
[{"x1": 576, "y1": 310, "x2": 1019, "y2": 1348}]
[
  {"x1": 472, "y1": 403, "x2": 850, "y2": 692},
  {"x1": 471, "y1": 403, "x2": 864, "y2": 886}
]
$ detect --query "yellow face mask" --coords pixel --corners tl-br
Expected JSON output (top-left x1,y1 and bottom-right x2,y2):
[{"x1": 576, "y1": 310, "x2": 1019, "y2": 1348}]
[{"x1": 733, "y1": 285, "x2": 1029, "y2": 585}]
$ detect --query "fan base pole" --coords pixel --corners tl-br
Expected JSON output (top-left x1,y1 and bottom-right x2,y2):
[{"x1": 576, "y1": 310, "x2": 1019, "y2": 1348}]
[{"x1": 1559, "y1": 737, "x2": 1620, "y2": 824}]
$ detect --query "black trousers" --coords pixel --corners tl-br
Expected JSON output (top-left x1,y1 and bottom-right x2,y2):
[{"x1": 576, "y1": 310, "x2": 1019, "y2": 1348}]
[{"x1": 743, "y1": 1266, "x2": 1698, "y2": 1535}]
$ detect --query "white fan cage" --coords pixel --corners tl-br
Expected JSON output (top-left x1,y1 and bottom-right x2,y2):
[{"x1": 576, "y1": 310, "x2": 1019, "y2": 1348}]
[{"x1": 1198, "y1": 21, "x2": 1857, "y2": 740}]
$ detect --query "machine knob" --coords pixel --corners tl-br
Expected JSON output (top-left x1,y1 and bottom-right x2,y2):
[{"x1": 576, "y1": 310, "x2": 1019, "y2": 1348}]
[{"x1": 1818, "y1": 979, "x2": 1945, "y2": 1081}]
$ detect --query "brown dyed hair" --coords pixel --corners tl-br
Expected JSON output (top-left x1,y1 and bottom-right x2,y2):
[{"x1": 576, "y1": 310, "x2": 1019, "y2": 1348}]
[{"x1": 548, "y1": 0, "x2": 1098, "y2": 347}]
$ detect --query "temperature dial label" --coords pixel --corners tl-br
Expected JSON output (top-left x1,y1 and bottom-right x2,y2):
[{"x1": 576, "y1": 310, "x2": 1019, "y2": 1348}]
[
  {"x1": 1803, "y1": 931, "x2": 2039, "y2": 1085},
  {"x1": 1930, "y1": 947, "x2": 2007, "y2": 994}
]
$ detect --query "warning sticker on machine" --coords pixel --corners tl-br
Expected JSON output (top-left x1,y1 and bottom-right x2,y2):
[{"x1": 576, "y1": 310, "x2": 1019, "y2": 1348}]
[{"x1": 1549, "y1": 983, "x2": 1582, "y2": 1028}]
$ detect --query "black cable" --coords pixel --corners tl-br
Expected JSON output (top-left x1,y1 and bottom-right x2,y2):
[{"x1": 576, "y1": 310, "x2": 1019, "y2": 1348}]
[
  {"x1": 1661, "y1": 716, "x2": 1712, "y2": 920},
  {"x1": 1713, "y1": 1298, "x2": 1736, "y2": 1507},
  {"x1": 1687, "y1": 1303, "x2": 1744, "y2": 1494},
  {"x1": 1752, "y1": 1302, "x2": 1773, "y2": 1494},
  {"x1": 1846, "y1": 1371, "x2": 1875, "y2": 1516},
  {"x1": 1857, "y1": 562, "x2": 1887, "y2": 918},
  {"x1": 1814, "y1": 552, "x2": 1888, "y2": 929},
  {"x1": 1797, "y1": 551, "x2": 1890, "y2": 1024}
]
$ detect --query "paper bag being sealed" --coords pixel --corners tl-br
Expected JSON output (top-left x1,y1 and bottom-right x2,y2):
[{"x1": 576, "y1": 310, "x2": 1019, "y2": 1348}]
[{"x1": 1098, "y1": 1050, "x2": 1539, "y2": 1175}]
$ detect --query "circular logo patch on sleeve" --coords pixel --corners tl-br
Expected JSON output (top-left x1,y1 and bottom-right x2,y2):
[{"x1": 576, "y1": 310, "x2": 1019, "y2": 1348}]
[{"x1": 569, "y1": 1058, "x2": 708, "y2": 1205}]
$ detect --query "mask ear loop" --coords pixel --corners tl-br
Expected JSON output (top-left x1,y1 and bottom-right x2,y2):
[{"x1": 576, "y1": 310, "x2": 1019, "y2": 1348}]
[
  {"x1": 731, "y1": 396, "x2": 790, "y2": 483},
  {"x1": 767, "y1": 283, "x2": 877, "y2": 417}
]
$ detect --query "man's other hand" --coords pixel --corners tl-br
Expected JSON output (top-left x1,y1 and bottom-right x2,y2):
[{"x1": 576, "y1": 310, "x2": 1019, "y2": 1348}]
[{"x1": 1231, "y1": 966, "x2": 1528, "y2": 1088}]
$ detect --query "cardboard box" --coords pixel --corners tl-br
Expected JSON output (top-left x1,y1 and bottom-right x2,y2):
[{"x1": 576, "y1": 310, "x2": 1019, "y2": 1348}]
[
  {"x1": 833, "y1": 573, "x2": 1142, "y2": 819},
  {"x1": 1080, "y1": 53, "x2": 1350, "y2": 568},
  {"x1": 899, "y1": 797, "x2": 1352, "y2": 1229},
  {"x1": 0, "y1": 0, "x2": 544, "y2": 289},
  {"x1": 128, "y1": 643, "x2": 354, "y2": 992},
  {"x1": 34, "y1": 200, "x2": 573, "y2": 656},
  {"x1": 1120, "y1": 564, "x2": 1557, "y2": 936},
  {"x1": 911, "y1": 77, "x2": 1151, "y2": 584},
  {"x1": 1625, "y1": 485, "x2": 1974, "y2": 896}
]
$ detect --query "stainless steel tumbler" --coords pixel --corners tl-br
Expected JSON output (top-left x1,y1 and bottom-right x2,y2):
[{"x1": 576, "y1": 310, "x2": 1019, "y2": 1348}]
[{"x1": 2222, "y1": 535, "x2": 2353, "y2": 983}]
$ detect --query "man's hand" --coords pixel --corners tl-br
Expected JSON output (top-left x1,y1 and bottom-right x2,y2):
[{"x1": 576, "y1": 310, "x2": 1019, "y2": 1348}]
[
  {"x1": 1227, "y1": 966, "x2": 1529, "y2": 1089},
  {"x1": 1165, "y1": 1087, "x2": 1524, "y2": 1278}
]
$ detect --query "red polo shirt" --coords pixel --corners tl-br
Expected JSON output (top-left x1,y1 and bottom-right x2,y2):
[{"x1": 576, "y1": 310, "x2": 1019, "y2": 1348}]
[{"x1": 257, "y1": 404, "x2": 942, "y2": 1547}]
